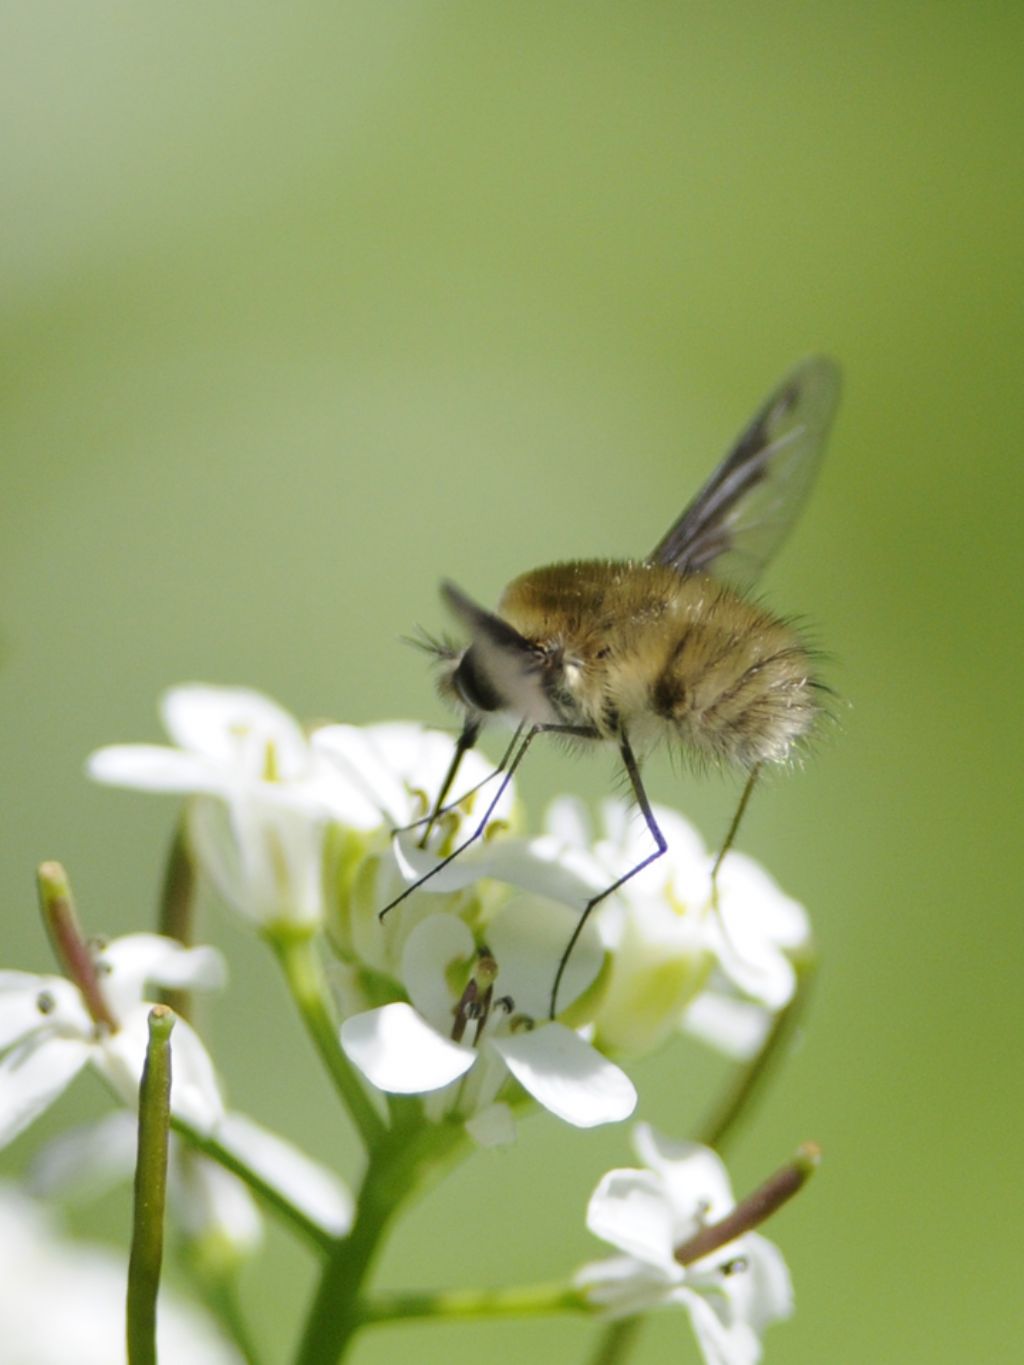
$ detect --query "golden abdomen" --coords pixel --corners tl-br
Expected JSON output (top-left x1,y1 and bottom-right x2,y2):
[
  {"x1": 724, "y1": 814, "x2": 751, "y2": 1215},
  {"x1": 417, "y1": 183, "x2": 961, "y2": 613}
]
[
  {"x1": 499, "y1": 560, "x2": 820, "y2": 767},
  {"x1": 643, "y1": 578, "x2": 819, "y2": 767}
]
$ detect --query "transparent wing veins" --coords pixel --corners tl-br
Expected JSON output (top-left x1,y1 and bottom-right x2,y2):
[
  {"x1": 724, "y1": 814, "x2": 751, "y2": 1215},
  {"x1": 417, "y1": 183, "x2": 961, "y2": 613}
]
[{"x1": 649, "y1": 355, "x2": 842, "y2": 590}]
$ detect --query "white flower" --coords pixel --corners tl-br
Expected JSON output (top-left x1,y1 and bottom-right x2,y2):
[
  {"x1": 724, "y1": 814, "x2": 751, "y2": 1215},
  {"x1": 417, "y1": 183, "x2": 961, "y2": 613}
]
[
  {"x1": 87, "y1": 685, "x2": 372, "y2": 928},
  {"x1": 312, "y1": 721, "x2": 523, "y2": 978},
  {"x1": 339, "y1": 900, "x2": 636, "y2": 1139},
  {"x1": 312, "y1": 721, "x2": 519, "y2": 839},
  {"x1": 534, "y1": 798, "x2": 810, "y2": 1056},
  {"x1": 90, "y1": 685, "x2": 314, "y2": 787},
  {"x1": 0, "y1": 933, "x2": 225, "y2": 1149},
  {"x1": 0, "y1": 1185, "x2": 243, "y2": 1364},
  {"x1": 577, "y1": 1125, "x2": 794, "y2": 1365}
]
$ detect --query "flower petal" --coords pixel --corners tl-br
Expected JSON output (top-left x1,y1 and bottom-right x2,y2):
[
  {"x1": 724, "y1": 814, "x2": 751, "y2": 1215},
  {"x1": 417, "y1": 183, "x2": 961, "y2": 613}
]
[
  {"x1": 340, "y1": 1002, "x2": 474, "y2": 1093},
  {"x1": 142, "y1": 944, "x2": 227, "y2": 994},
  {"x1": 632, "y1": 1125, "x2": 735, "y2": 1224},
  {"x1": 486, "y1": 897, "x2": 604, "y2": 1019},
  {"x1": 173, "y1": 1152, "x2": 263, "y2": 1255},
  {"x1": 213, "y1": 1112, "x2": 352, "y2": 1238},
  {"x1": 0, "y1": 1186, "x2": 244, "y2": 1363},
  {"x1": 312, "y1": 725, "x2": 415, "y2": 828},
  {"x1": 0, "y1": 974, "x2": 91, "y2": 1048},
  {"x1": 544, "y1": 796, "x2": 593, "y2": 847},
  {"x1": 710, "y1": 922, "x2": 796, "y2": 1011},
  {"x1": 189, "y1": 792, "x2": 325, "y2": 927},
  {"x1": 389, "y1": 831, "x2": 491, "y2": 892},
  {"x1": 28, "y1": 1112, "x2": 136, "y2": 1201},
  {"x1": 86, "y1": 744, "x2": 222, "y2": 794},
  {"x1": 0, "y1": 1035, "x2": 91, "y2": 1148},
  {"x1": 161, "y1": 685, "x2": 311, "y2": 778},
  {"x1": 576, "y1": 1253, "x2": 677, "y2": 1317},
  {"x1": 585, "y1": 1166, "x2": 681, "y2": 1272},
  {"x1": 683, "y1": 1287, "x2": 764, "y2": 1365},
  {"x1": 683, "y1": 993, "x2": 773, "y2": 1061},
  {"x1": 317, "y1": 720, "x2": 521, "y2": 856},
  {"x1": 400, "y1": 915, "x2": 475, "y2": 1029},
  {"x1": 717, "y1": 853, "x2": 810, "y2": 949},
  {"x1": 707, "y1": 853, "x2": 808, "y2": 1010},
  {"x1": 491, "y1": 1023, "x2": 636, "y2": 1127},
  {"x1": 98, "y1": 936, "x2": 227, "y2": 1014},
  {"x1": 727, "y1": 1232, "x2": 794, "y2": 1331}
]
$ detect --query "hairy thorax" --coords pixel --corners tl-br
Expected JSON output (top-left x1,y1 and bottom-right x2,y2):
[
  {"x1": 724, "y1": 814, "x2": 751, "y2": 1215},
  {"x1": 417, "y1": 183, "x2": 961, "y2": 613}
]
[{"x1": 498, "y1": 559, "x2": 819, "y2": 768}]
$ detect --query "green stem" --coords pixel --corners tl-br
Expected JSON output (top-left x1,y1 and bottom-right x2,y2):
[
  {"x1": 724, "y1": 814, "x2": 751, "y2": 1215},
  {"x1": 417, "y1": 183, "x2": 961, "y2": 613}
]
[
  {"x1": 126, "y1": 1007, "x2": 174, "y2": 1365},
  {"x1": 268, "y1": 929, "x2": 386, "y2": 1151},
  {"x1": 196, "y1": 1269, "x2": 267, "y2": 1365},
  {"x1": 294, "y1": 1118, "x2": 467, "y2": 1365},
  {"x1": 157, "y1": 818, "x2": 196, "y2": 1019},
  {"x1": 364, "y1": 1281, "x2": 586, "y2": 1324},
  {"x1": 587, "y1": 1317, "x2": 643, "y2": 1365},
  {"x1": 171, "y1": 1115, "x2": 333, "y2": 1254},
  {"x1": 696, "y1": 952, "x2": 817, "y2": 1153}
]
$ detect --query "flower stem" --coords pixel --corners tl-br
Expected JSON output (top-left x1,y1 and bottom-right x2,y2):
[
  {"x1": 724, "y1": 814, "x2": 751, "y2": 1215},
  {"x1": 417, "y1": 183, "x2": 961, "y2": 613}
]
[
  {"x1": 293, "y1": 1117, "x2": 467, "y2": 1365},
  {"x1": 126, "y1": 1007, "x2": 174, "y2": 1365},
  {"x1": 586, "y1": 1317, "x2": 643, "y2": 1365},
  {"x1": 696, "y1": 952, "x2": 817, "y2": 1153},
  {"x1": 193, "y1": 1267, "x2": 267, "y2": 1365},
  {"x1": 156, "y1": 818, "x2": 196, "y2": 1019},
  {"x1": 364, "y1": 1281, "x2": 586, "y2": 1324},
  {"x1": 268, "y1": 929, "x2": 386, "y2": 1151}
]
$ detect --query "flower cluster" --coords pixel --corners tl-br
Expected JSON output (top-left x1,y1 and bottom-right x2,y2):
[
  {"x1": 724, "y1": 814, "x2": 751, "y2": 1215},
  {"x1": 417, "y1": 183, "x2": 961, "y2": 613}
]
[
  {"x1": 578, "y1": 1124, "x2": 797, "y2": 1362},
  {"x1": 0, "y1": 684, "x2": 816, "y2": 1364}
]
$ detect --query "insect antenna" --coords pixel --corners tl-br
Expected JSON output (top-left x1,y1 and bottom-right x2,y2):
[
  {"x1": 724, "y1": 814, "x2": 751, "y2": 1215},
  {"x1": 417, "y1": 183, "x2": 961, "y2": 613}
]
[{"x1": 401, "y1": 627, "x2": 459, "y2": 661}]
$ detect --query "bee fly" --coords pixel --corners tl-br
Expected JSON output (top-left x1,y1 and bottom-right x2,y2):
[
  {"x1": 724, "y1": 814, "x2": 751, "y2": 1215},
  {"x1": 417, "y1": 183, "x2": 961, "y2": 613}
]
[{"x1": 383, "y1": 356, "x2": 842, "y2": 1017}]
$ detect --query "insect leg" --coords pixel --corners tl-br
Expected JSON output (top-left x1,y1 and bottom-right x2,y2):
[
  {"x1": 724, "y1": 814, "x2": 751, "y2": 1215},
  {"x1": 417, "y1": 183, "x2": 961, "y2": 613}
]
[
  {"x1": 380, "y1": 724, "x2": 540, "y2": 919},
  {"x1": 399, "y1": 722, "x2": 525, "y2": 847},
  {"x1": 710, "y1": 763, "x2": 762, "y2": 909},
  {"x1": 549, "y1": 729, "x2": 667, "y2": 1018},
  {"x1": 390, "y1": 716, "x2": 478, "y2": 844}
]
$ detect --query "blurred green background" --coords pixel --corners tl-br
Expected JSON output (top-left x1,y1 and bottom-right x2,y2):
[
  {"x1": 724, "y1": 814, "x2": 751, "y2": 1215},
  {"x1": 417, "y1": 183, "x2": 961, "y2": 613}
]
[{"x1": 2, "y1": 4, "x2": 1021, "y2": 1362}]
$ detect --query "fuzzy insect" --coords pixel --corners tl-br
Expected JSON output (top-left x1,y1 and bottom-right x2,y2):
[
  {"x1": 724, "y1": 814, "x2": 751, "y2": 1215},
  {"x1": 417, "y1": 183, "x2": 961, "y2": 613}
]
[{"x1": 384, "y1": 356, "x2": 842, "y2": 1016}]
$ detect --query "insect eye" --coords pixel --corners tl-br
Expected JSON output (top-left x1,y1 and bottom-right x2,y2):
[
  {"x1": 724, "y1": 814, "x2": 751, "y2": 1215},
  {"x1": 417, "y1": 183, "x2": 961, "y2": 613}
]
[{"x1": 453, "y1": 651, "x2": 503, "y2": 713}]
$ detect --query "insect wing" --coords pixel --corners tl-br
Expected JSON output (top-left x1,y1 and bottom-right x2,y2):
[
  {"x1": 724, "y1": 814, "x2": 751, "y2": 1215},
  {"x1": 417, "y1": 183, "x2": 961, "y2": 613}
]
[{"x1": 649, "y1": 355, "x2": 841, "y2": 590}]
